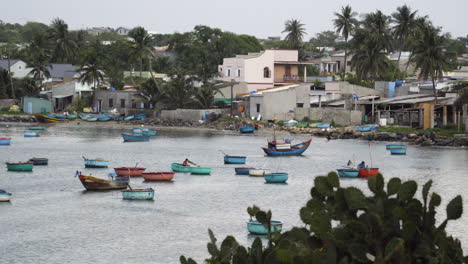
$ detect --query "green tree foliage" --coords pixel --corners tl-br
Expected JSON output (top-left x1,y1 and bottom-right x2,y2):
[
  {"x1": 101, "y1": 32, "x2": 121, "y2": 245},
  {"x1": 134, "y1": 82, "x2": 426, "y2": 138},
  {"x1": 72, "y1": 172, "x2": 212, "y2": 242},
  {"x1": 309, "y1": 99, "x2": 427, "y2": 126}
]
[
  {"x1": 333, "y1": 5, "x2": 358, "y2": 76},
  {"x1": 78, "y1": 50, "x2": 104, "y2": 90},
  {"x1": 49, "y1": 18, "x2": 77, "y2": 63},
  {"x1": 181, "y1": 172, "x2": 467, "y2": 263},
  {"x1": 162, "y1": 68, "x2": 195, "y2": 109},
  {"x1": 0, "y1": 69, "x2": 12, "y2": 99},
  {"x1": 128, "y1": 26, "x2": 155, "y2": 78},
  {"x1": 282, "y1": 19, "x2": 306, "y2": 49},
  {"x1": 136, "y1": 78, "x2": 165, "y2": 108}
]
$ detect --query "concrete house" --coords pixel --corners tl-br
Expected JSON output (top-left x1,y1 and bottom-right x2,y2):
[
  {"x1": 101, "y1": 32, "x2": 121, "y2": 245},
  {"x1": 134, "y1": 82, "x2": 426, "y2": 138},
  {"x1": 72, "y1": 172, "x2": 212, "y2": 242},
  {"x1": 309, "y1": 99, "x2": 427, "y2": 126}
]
[
  {"x1": 40, "y1": 81, "x2": 94, "y2": 111},
  {"x1": 116, "y1": 27, "x2": 131, "y2": 36},
  {"x1": 22, "y1": 96, "x2": 52, "y2": 114},
  {"x1": 93, "y1": 89, "x2": 152, "y2": 115},
  {"x1": 0, "y1": 59, "x2": 32, "y2": 79},
  {"x1": 44, "y1": 64, "x2": 78, "y2": 85}
]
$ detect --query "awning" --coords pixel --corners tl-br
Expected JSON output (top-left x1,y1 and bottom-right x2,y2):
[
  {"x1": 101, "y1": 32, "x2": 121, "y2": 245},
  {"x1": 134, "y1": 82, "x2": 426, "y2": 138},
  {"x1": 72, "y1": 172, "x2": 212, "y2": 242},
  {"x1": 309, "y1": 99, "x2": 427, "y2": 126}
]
[{"x1": 53, "y1": 95, "x2": 73, "y2": 99}]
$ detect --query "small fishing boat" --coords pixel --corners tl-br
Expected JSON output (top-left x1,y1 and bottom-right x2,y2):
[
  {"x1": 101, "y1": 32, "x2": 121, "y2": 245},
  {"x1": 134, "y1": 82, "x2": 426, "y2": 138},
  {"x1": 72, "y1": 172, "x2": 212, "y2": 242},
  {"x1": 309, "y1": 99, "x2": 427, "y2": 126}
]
[
  {"x1": 86, "y1": 117, "x2": 98, "y2": 122},
  {"x1": 337, "y1": 168, "x2": 359, "y2": 178},
  {"x1": 34, "y1": 114, "x2": 69, "y2": 123},
  {"x1": 295, "y1": 122, "x2": 309, "y2": 128},
  {"x1": 122, "y1": 134, "x2": 150, "y2": 142},
  {"x1": 124, "y1": 115, "x2": 134, "y2": 121},
  {"x1": 114, "y1": 167, "x2": 146, "y2": 177},
  {"x1": 246, "y1": 220, "x2": 283, "y2": 235},
  {"x1": 133, "y1": 128, "x2": 142, "y2": 134},
  {"x1": 98, "y1": 115, "x2": 111, "y2": 122},
  {"x1": 190, "y1": 167, "x2": 211, "y2": 175},
  {"x1": 78, "y1": 173, "x2": 129, "y2": 191},
  {"x1": 171, "y1": 163, "x2": 191, "y2": 173},
  {"x1": 235, "y1": 167, "x2": 254, "y2": 175},
  {"x1": 224, "y1": 155, "x2": 246, "y2": 164},
  {"x1": 24, "y1": 131, "x2": 39, "y2": 137},
  {"x1": 142, "y1": 172, "x2": 175, "y2": 181},
  {"x1": 135, "y1": 114, "x2": 148, "y2": 120},
  {"x1": 29, "y1": 158, "x2": 48, "y2": 165},
  {"x1": 122, "y1": 188, "x2": 154, "y2": 200},
  {"x1": 83, "y1": 157, "x2": 109, "y2": 168},
  {"x1": 264, "y1": 173, "x2": 288, "y2": 183},
  {"x1": 316, "y1": 123, "x2": 331, "y2": 129},
  {"x1": 386, "y1": 144, "x2": 406, "y2": 150},
  {"x1": 28, "y1": 125, "x2": 45, "y2": 130},
  {"x1": 0, "y1": 190, "x2": 12, "y2": 202},
  {"x1": 6, "y1": 162, "x2": 33, "y2": 171},
  {"x1": 249, "y1": 169, "x2": 271, "y2": 177},
  {"x1": 67, "y1": 115, "x2": 77, "y2": 119},
  {"x1": 142, "y1": 130, "x2": 157, "y2": 136},
  {"x1": 55, "y1": 114, "x2": 67, "y2": 119},
  {"x1": 240, "y1": 125, "x2": 254, "y2": 133},
  {"x1": 46, "y1": 113, "x2": 57, "y2": 118},
  {"x1": 390, "y1": 148, "x2": 407, "y2": 155},
  {"x1": 262, "y1": 139, "x2": 312, "y2": 156},
  {"x1": 0, "y1": 137, "x2": 11, "y2": 145},
  {"x1": 356, "y1": 124, "x2": 378, "y2": 132},
  {"x1": 358, "y1": 168, "x2": 379, "y2": 178}
]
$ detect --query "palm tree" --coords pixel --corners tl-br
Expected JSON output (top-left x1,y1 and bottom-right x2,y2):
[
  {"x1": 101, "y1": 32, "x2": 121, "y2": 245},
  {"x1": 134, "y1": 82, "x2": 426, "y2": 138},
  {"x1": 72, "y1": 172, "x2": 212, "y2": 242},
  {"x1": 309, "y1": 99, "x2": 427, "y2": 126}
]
[
  {"x1": 28, "y1": 53, "x2": 51, "y2": 89},
  {"x1": 350, "y1": 37, "x2": 390, "y2": 80},
  {"x1": 137, "y1": 78, "x2": 166, "y2": 109},
  {"x1": 333, "y1": 5, "x2": 358, "y2": 75},
  {"x1": 363, "y1": 10, "x2": 393, "y2": 52},
  {"x1": 163, "y1": 68, "x2": 195, "y2": 109},
  {"x1": 282, "y1": 19, "x2": 306, "y2": 49},
  {"x1": 193, "y1": 84, "x2": 223, "y2": 109},
  {"x1": 128, "y1": 27, "x2": 154, "y2": 78},
  {"x1": 411, "y1": 25, "x2": 455, "y2": 104},
  {"x1": 391, "y1": 5, "x2": 418, "y2": 78},
  {"x1": 78, "y1": 51, "x2": 105, "y2": 92},
  {"x1": 49, "y1": 18, "x2": 77, "y2": 62}
]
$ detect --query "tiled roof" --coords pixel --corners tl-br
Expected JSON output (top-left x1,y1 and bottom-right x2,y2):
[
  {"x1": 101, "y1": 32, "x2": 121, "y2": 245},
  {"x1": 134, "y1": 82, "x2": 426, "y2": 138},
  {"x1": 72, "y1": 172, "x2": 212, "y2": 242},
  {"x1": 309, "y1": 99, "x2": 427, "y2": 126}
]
[
  {"x1": 0, "y1": 59, "x2": 20, "y2": 69},
  {"x1": 48, "y1": 64, "x2": 77, "y2": 79}
]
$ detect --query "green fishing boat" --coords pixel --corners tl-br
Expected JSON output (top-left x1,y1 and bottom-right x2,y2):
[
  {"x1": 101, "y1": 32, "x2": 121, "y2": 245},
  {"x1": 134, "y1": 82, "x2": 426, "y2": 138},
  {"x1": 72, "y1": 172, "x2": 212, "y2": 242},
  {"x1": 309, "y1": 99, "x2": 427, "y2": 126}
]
[
  {"x1": 171, "y1": 163, "x2": 192, "y2": 172},
  {"x1": 190, "y1": 167, "x2": 211, "y2": 175},
  {"x1": 6, "y1": 162, "x2": 33, "y2": 171},
  {"x1": 28, "y1": 125, "x2": 45, "y2": 130}
]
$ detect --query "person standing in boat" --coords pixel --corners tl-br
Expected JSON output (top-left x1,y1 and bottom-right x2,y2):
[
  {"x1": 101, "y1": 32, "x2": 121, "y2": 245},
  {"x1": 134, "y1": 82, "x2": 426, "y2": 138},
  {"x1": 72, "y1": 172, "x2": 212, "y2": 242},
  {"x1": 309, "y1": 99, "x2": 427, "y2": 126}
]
[{"x1": 358, "y1": 161, "x2": 366, "y2": 169}]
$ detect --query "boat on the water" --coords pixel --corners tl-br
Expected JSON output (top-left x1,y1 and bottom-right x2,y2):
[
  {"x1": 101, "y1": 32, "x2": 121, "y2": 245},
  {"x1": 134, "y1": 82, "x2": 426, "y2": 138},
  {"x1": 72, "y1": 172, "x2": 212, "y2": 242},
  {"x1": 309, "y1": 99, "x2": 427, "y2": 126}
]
[
  {"x1": 122, "y1": 188, "x2": 154, "y2": 200},
  {"x1": 0, "y1": 137, "x2": 11, "y2": 145},
  {"x1": 358, "y1": 168, "x2": 379, "y2": 178},
  {"x1": 114, "y1": 167, "x2": 146, "y2": 177},
  {"x1": 337, "y1": 168, "x2": 359, "y2": 178},
  {"x1": 142, "y1": 172, "x2": 175, "y2": 181},
  {"x1": 240, "y1": 125, "x2": 254, "y2": 133},
  {"x1": 264, "y1": 173, "x2": 288, "y2": 183},
  {"x1": 235, "y1": 167, "x2": 254, "y2": 175},
  {"x1": 6, "y1": 162, "x2": 33, "y2": 171},
  {"x1": 356, "y1": 124, "x2": 378, "y2": 132},
  {"x1": 171, "y1": 163, "x2": 191, "y2": 172},
  {"x1": 142, "y1": 130, "x2": 157, "y2": 136},
  {"x1": 83, "y1": 157, "x2": 109, "y2": 168},
  {"x1": 0, "y1": 189, "x2": 12, "y2": 202},
  {"x1": 386, "y1": 144, "x2": 406, "y2": 150},
  {"x1": 122, "y1": 133, "x2": 150, "y2": 142},
  {"x1": 224, "y1": 155, "x2": 246, "y2": 164},
  {"x1": 28, "y1": 125, "x2": 45, "y2": 130},
  {"x1": 262, "y1": 139, "x2": 312, "y2": 156},
  {"x1": 390, "y1": 148, "x2": 407, "y2": 155},
  {"x1": 78, "y1": 173, "x2": 129, "y2": 190},
  {"x1": 29, "y1": 158, "x2": 48, "y2": 165},
  {"x1": 247, "y1": 220, "x2": 283, "y2": 235},
  {"x1": 190, "y1": 167, "x2": 211, "y2": 175},
  {"x1": 24, "y1": 131, "x2": 39, "y2": 137},
  {"x1": 133, "y1": 128, "x2": 142, "y2": 134},
  {"x1": 249, "y1": 169, "x2": 271, "y2": 177}
]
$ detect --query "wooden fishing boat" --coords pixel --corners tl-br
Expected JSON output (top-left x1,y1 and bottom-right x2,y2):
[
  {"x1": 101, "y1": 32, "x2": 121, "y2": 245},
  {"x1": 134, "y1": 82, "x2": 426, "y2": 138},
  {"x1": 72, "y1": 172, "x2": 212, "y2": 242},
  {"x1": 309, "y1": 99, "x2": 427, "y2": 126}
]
[
  {"x1": 114, "y1": 167, "x2": 146, "y2": 177},
  {"x1": 121, "y1": 134, "x2": 150, "y2": 142},
  {"x1": 0, "y1": 137, "x2": 11, "y2": 145},
  {"x1": 83, "y1": 157, "x2": 109, "y2": 168},
  {"x1": 249, "y1": 169, "x2": 271, "y2": 177},
  {"x1": 124, "y1": 115, "x2": 134, "y2": 121},
  {"x1": 390, "y1": 148, "x2": 407, "y2": 155},
  {"x1": 28, "y1": 125, "x2": 45, "y2": 130},
  {"x1": 337, "y1": 168, "x2": 359, "y2": 178},
  {"x1": 98, "y1": 115, "x2": 111, "y2": 122},
  {"x1": 190, "y1": 167, "x2": 211, "y2": 175},
  {"x1": 386, "y1": 144, "x2": 406, "y2": 150},
  {"x1": 0, "y1": 190, "x2": 12, "y2": 202},
  {"x1": 35, "y1": 114, "x2": 69, "y2": 123},
  {"x1": 316, "y1": 123, "x2": 331, "y2": 129},
  {"x1": 6, "y1": 162, "x2": 33, "y2": 171},
  {"x1": 247, "y1": 220, "x2": 283, "y2": 235},
  {"x1": 78, "y1": 173, "x2": 129, "y2": 190},
  {"x1": 171, "y1": 163, "x2": 191, "y2": 173},
  {"x1": 358, "y1": 168, "x2": 379, "y2": 178},
  {"x1": 24, "y1": 131, "x2": 40, "y2": 137},
  {"x1": 29, "y1": 158, "x2": 48, "y2": 165},
  {"x1": 262, "y1": 139, "x2": 312, "y2": 156},
  {"x1": 356, "y1": 124, "x2": 378, "y2": 132},
  {"x1": 142, "y1": 171, "x2": 175, "y2": 181},
  {"x1": 264, "y1": 173, "x2": 288, "y2": 183},
  {"x1": 235, "y1": 167, "x2": 254, "y2": 175},
  {"x1": 122, "y1": 188, "x2": 154, "y2": 200},
  {"x1": 240, "y1": 125, "x2": 254, "y2": 133},
  {"x1": 224, "y1": 155, "x2": 246, "y2": 164}
]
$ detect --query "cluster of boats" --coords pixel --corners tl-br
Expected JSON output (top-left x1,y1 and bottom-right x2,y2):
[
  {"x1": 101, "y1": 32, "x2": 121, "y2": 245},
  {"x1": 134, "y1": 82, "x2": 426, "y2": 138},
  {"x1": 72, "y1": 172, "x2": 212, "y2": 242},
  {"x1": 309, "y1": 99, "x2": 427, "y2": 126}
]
[
  {"x1": 35, "y1": 112, "x2": 148, "y2": 123},
  {"x1": 386, "y1": 143, "x2": 407, "y2": 155},
  {"x1": 282, "y1": 121, "x2": 379, "y2": 132},
  {"x1": 121, "y1": 128, "x2": 158, "y2": 142}
]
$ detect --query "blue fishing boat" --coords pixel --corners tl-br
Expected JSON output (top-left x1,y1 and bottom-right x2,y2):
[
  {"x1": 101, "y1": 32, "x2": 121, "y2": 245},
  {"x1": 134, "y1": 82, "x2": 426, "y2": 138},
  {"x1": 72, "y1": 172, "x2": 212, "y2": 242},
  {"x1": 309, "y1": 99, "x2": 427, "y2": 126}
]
[
  {"x1": 133, "y1": 128, "x2": 142, "y2": 134},
  {"x1": 235, "y1": 167, "x2": 254, "y2": 175},
  {"x1": 240, "y1": 125, "x2": 254, "y2": 133},
  {"x1": 0, "y1": 189, "x2": 12, "y2": 202},
  {"x1": 0, "y1": 137, "x2": 11, "y2": 145},
  {"x1": 316, "y1": 123, "x2": 331, "y2": 129},
  {"x1": 124, "y1": 116, "x2": 134, "y2": 121},
  {"x1": 122, "y1": 188, "x2": 154, "y2": 200},
  {"x1": 83, "y1": 157, "x2": 109, "y2": 168},
  {"x1": 98, "y1": 115, "x2": 111, "y2": 122},
  {"x1": 390, "y1": 148, "x2": 407, "y2": 155},
  {"x1": 386, "y1": 144, "x2": 406, "y2": 150},
  {"x1": 224, "y1": 155, "x2": 246, "y2": 164},
  {"x1": 135, "y1": 114, "x2": 147, "y2": 120},
  {"x1": 264, "y1": 173, "x2": 288, "y2": 183},
  {"x1": 141, "y1": 129, "x2": 157, "y2": 136},
  {"x1": 247, "y1": 220, "x2": 283, "y2": 235},
  {"x1": 262, "y1": 139, "x2": 312, "y2": 156},
  {"x1": 356, "y1": 124, "x2": 378, "y2": 132},
  {"x1": 121, "y1": 133, "x2": 150, "y2": 142},
  {"x1": 86, "y1": 117, "x2": 98, "y2": 122},
  {"x1": 46, "y1": 113, "x2": 57, "y2": 118},
  {"x1": 24, "y1": 131, "x2": 39, "y2": 137},
  {"x1": 29, "y1": 158, "x2": 48, "y2": 165},
  {"x1": 337, "y1": 168, "x2": 359, "y2": 178}
]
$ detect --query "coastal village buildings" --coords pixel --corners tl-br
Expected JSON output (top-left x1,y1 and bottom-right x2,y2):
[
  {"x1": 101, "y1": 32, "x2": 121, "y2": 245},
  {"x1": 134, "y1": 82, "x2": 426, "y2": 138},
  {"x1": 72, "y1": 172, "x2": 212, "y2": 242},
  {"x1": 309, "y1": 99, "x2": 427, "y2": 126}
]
[{"x1": 0, "y1": 59, "x2": 31, "y2": 79}]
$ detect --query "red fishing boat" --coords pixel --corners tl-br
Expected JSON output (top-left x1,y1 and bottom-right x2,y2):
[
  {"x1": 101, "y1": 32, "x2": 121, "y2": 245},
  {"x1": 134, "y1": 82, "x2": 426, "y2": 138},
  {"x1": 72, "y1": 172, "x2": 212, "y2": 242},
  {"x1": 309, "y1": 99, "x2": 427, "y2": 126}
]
[
  {"x1": 142, "y1": 171, "x2": 175, "y2": 181},
  {"x1": 114, "y1": 167, "x2": 146, "y2": 177},
  {"x1": 358, "y1": 168, "x2": 379, "y2": 178}
]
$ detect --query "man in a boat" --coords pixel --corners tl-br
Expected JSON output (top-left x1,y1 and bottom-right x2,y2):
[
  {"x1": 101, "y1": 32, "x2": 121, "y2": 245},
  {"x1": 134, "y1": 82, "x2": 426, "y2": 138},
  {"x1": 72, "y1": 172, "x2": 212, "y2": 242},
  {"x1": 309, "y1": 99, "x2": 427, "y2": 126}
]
[
  {"x1": 358, "y1": 161, "x2": 366, "y2": 169},
  {"x1": 182, "y1": 159, "x2": 196, "y2": 167}
]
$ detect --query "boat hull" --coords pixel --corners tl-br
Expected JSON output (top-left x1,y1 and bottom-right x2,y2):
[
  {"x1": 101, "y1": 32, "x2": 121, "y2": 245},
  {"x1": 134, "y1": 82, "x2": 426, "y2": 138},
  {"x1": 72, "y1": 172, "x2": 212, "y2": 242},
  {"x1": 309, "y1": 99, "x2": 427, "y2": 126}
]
[
  {"x1": 316, "y1": 123, "x2": 330, "y2": 129},
  {"x1": 190, "y1": 167, "x2": 211, "y2": 175},
  {"x1": 28, "y1": 126, "x2": 45, "y2": 130},
  {"x1": 264, "y1": 173, "x2": 288, "y2": 183},
  {"x1": 6, "y1": 162, "x2": 33, "y2": 171},
  {"x1": 122, "y1": 188, "x2": 154, "y2": 200},
  {"x1": 0, "y1": 193, "x2": 12, "y2": 202},
  {"x1": 356, "y1": 124, "x2": 378, "y2": 132},
  {"x1": 249, "y1": 169, "x2": 271, "y2": 177},
  {"x1": 0, "y1": 137, "x2": 11, "y2": 145},
  {"x1": 114, "y1": 167, "x2": 146, "y2": 177},
  {"x1": 224, "y1": 156, "x2": 246, "y2": 164},
  {"x1": 142, "y1": 172, "x2": 175, "y2": 181},
  {"x1": 29, "y1": 158, "x2": 48, "y2": 165},
  {"x1": 386, "y1": 144, "x2": 406, "y2": 149},
  {"x1": 122, "y1": 134, "x2": 150, "y2": 142},
  {"x1": 358, "y1": 168, "x2": 379, "y2": 178},
  {"x1": 262, "y1": 139, "x2": 312, "y2": 156},
  {"x1": 247, "y1": 220, "x2": 283, "y2": 235},
  {"x1": 24, "y1": 131, "x2": 39, "y2": 137},
  {"x1": 235, "y1": 167, "x2": 254, "y2": 175},
  {"x1": 84, "y1": 159, "x2": 109, "y2": 168},
  {"x1": 142, "y1": 130, "x2": 157, "y2": 136},
  {"x1": 35, "y1": 114, "x2": 69, "y2": 123},
  {"x1": 390, "y1": 148, "x2": 407, "y2": 155},
  {"x1": 79, "y1": 174, "x2": 129, "y2": 190},
  {"x1": 240, "y1": 126, "x2": 254, "y2": 133},
  {"x1": 171, "y1": 163, "x2": 191, "y2": 172},
  {"x1": 337, "y1": 169, "x2": 359, "y2": 178}
]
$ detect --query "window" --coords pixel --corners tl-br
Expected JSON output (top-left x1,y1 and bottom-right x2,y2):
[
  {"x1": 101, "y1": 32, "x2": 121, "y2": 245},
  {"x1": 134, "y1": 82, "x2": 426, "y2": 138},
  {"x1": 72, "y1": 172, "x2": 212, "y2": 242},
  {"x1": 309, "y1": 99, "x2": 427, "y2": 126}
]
[
  {"x1": 227, "y1": 69, "x2": 231, "y2": 77},
  {"x1": 120, "y1": 99, "x2": 125, "y2": 108},
  {"x1": 263, "y1": 67, "x2": 271, "y2": 78},
  {"x1": 297, "y1": 103, "x2": 304, "y2": 108},
  {"x1": 131, "y1": 99, "x2": 136, "y2": 109},
  {"x1": 140, "y1": 102, "x2": 145, "y2": 109},
  {"x1": 237, "y1": 69, "x2": 241, "y2": 77},
  {"x1": 256, "y1": 104, "x2": 261, "y2": 113},
  {"x1": 109, "y1": 99, "x2": 113, "y2": 108}
]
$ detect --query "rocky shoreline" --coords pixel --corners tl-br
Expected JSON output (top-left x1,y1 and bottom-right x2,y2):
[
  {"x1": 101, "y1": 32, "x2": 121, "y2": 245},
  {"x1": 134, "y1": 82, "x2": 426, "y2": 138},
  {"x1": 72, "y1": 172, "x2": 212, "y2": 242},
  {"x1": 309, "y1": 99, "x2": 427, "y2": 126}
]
[{"x1": 0, "y1": 115, "x2": 38, "y2": 123}]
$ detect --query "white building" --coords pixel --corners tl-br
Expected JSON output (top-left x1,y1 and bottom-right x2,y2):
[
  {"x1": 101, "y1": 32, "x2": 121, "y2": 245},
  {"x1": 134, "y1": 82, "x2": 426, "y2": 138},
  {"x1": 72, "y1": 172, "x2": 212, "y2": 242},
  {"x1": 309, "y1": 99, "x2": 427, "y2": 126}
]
[
  {"x1": 116, "y1": 27, "x2": 131, "y2": 36},
  {"x1": 0, "y1": 59, "x2": 32, "y2": 79}
]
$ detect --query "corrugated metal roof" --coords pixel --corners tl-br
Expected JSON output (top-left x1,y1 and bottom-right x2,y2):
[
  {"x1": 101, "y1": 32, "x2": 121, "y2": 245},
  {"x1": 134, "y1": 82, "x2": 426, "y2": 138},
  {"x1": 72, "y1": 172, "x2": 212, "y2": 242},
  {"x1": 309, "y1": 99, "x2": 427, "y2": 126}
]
[{"x1": 0, "y1": 59, "x2": 20, "y2": 69}]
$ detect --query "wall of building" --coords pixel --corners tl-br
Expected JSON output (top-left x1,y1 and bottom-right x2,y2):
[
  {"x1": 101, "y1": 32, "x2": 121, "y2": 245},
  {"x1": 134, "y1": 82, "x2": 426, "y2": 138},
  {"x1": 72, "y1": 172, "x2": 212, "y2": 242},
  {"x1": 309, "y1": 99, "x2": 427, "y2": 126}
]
[
  {"x1": 160, "y1": 108, "x2": 227, "y2": 122},
  {"x1": 94, "y1": 90, "x2": 141, "y2": 115},
  {"x1": 218, "y1": 57, "x2": 245, "y2": 83},
  {"x1": 340, "y1": 82, "x2": 384, "y2": 96},
  {"x1": 0, "y1": 99, "x2": 16, "y2": 109},
  {"x1": 273, "y1": 50, "x2": 298, "y2": 62},
  {"x1": 294, "y1": 108, "x2": 362, "y2": 125},
  {"x1": 244, "y1": 51, "x2": 274, "y2": 85},
  {"x1": 273, "y1": 64, "x2": 299, "y2": 83},
  {"x1": 215, "y1": 82, "x2": 249, "y2": 99},
  {"x1": 249, "y1": 86, "x2": 298, "y2": 120},
  {"x1": 22, "y1": 97, "x2": 52, "y2": 114},
  {"x1": 10, "y1": 61, "x2": 31, "y2": 79}
]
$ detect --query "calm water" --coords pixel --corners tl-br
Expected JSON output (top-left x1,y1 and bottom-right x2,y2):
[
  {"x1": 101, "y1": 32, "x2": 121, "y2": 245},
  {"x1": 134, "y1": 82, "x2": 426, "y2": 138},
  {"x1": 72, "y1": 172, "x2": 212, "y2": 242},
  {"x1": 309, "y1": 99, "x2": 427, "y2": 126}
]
[{"x1": 1, "y1": 124, "x2": 468, "y2": 264}]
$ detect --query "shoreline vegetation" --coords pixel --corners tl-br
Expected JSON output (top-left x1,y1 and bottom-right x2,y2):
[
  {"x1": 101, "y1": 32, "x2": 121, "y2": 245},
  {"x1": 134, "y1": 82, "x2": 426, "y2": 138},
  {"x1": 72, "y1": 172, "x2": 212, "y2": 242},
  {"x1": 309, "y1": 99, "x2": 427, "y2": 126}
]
[{"x1": 1, "y1": 114, "x2": 467, "y2": 147}]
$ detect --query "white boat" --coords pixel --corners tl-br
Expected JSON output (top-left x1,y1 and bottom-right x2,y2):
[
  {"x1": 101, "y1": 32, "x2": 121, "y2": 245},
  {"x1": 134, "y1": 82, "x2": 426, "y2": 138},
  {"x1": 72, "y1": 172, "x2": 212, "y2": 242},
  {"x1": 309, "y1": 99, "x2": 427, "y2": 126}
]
[
  {"x1": 0, "y1": 190, "x2": 12, "y2": 202},
  {"x1": 249, "y1": 169, "x2": 271, "y2": 177}
]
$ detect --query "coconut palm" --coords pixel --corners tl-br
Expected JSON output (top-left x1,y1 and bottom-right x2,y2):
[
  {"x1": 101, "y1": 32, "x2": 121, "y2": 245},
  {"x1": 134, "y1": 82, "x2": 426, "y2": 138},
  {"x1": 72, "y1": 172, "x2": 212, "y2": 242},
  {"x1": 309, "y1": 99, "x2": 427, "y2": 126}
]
[
  {"x1": 78, "y1": 51, "x2": 104, "y2": 91},
  {"x1": 49, "y1": 18, "x2": 77, "y2": 62},
  {"x1": 391, "y1": 5, "x2": 418, "y2": 78},
  {"x1": 193, "y1": 84, "x2": 223, "y2": 109},
  {"x1": 363, "y1": 10, "x2": 393, "y2": 52},
  {"x1": 163, "y1": 68, "x2": 195, "y2": 109},
  {"x1": 137, "y1": 78, "x2": 165, "y2": 109},
  {"x1": 128, "y1": 27, "x2": 154, "y2": 78},
  {"x1": 333, "y1": 5, "x2": 358, "y2": 75},
  {"x1": 28, "y1": 53, "x2": 51, "y2": 89},
  {"x1": 282, "y1": 19, "x2": 306, "y2": 49}
]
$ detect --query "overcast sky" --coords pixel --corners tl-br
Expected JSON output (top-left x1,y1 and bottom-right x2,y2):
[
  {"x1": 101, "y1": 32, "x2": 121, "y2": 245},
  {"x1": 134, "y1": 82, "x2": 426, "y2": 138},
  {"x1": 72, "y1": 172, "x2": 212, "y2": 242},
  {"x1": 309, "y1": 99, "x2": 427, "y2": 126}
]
[{"x1": 3, "y1": 0, "x2": 467, "y2": 38}]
